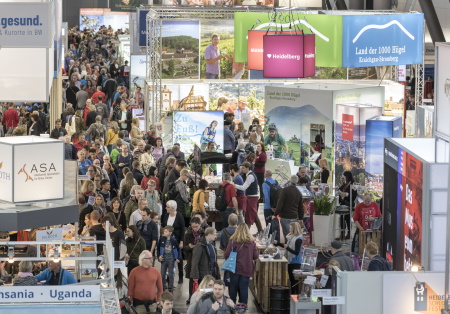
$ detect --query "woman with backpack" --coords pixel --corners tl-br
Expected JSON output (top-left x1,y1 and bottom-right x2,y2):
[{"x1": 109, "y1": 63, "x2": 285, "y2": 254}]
[
  {"x1": 224, "y1": 223, "x2": 259, "y2": 312},
  {"x1": 192, "y1": 179, "x2": 208, "y2": 213}
]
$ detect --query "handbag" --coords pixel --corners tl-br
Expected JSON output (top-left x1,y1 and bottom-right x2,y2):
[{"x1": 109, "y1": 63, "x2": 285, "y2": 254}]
[
  {"x1": 221, "y1": 241, "x2": 244, "y2": 273},
  {"x1": 125, "y1": 238, "x2": 141, "y2": 266}
]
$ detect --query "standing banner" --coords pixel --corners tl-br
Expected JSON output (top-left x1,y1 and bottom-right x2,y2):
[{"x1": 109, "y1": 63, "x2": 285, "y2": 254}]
[
  {"x1": 110, "y1": 0, "x2": 143, "y2": 12},
  {"x1": 138, "y1": 9, "x2": 149, "y2": 47},
  {"x1": 0, "y1": 3, "x2": 52, "y2": 48},
  {"x1": 234, "y1": 12, "x2": 343, "y2": 67},
  {"x1": 342, "y1": 14, "x2": 424, "y2": 67},
  {"x1": 247, "y1": 30, "x2": 300, "y2": 70}
]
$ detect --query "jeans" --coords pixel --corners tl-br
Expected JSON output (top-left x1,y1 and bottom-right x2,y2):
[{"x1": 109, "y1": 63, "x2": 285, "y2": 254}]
[
  {"x1": 206, "y1": 72, "x2": 219, "y2": 79},
  {"x1": 229, "y1": 273, "x2": 250, "y2": 305},
  {"x1": 220, "y1": 208, "x2": 235, "y2": 229},
  {"x1": 160, "y1": 256, "x2": 175, "y2": 290}
]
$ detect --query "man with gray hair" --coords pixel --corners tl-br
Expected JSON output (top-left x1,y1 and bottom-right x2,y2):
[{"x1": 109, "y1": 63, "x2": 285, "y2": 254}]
[{"x1": 274, "y1": 175, "x2": 303, "y2": 238}]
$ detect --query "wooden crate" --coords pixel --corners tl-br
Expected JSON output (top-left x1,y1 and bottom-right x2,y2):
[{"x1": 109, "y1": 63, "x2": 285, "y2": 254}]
[
  {"x1": 359, "y1": 230, "x2": 381, "y2": 257},
  {"x1": 251, "y1": 257, "x2": 288, "y2": 313}
]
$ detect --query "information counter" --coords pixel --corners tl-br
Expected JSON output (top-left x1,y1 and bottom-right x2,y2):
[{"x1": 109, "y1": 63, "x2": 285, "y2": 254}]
[{"x1": 250, "y1": 256, "x2": 288, "y2": 313}]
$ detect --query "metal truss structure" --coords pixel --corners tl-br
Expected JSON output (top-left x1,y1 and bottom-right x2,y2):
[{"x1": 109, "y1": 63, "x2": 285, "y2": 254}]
[{"x1": 145, "y1": 6, "x2": 276, "y2": 125}]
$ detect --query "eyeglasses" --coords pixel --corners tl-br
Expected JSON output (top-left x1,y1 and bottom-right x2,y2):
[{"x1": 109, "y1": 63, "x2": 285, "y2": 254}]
[{"x1": 142, "y1": 257, "x2": 152, "y2": 260}]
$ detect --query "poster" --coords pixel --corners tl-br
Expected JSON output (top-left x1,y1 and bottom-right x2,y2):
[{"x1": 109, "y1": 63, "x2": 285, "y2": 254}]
[
  {"x1": 234, "y1": 12, "x2": 343, "y2": 67},
  {"x1": 265, "y1": 85, "x2": 333, "y2": 166},
  {"x1": 342, "y1": 14, "x2": 424, "y2": 67},
  {"x1": 80, "y1": 9, "x2": 128, "y2": 31},
  {"x1": 110, "y1": 0, "x2": 143, "y2": 12},
  {"x1": 200, "y1": 20, "x2": 247, "y2": 80},
  {"x1": 398, "y1": 149, "x2": 423, "y2": 271},
  {"x1": 162, "y1": 21, "x2": 200, "y2": 79},
  {"x1": 365, "y1": 116, "x2": 402, "y2": 196},
  {"x1": 161, "y1": 83, "x2": 209, "y2": 112},
  {"x1": 130, "y1": 54, "x2": 147, "y2": 95},
  {"x1": 173, "y1": 111, "x2": 224, "y2": 155},
  {"x1": 334, "y1": 104, "x2": 383, "y2": 185}
]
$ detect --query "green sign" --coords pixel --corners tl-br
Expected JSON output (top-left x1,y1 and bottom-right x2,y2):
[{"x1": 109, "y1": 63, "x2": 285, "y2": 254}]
[
  {"x1": 234, "y1": 12, "x2": 343, "y2": 67},
  {"x1": 110, "y1": 0, "x2": 142, "y2": 12}
]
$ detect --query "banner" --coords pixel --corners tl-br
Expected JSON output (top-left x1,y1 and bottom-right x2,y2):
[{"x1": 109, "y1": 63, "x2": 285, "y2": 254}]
[
  {"x1": 110, "y1": 0, "x2": 143, "y2": 12},
  {"x1": 247, "y1": 30, "x2": 299, "y2": 70},
  {"x1": 342, "y1": 14, "x2": 424, "y2": 67},
  {"x1": 173, "y1": 111, "x2": 224, "y2": 155},
  {"x1": 0, "y1": 286, "x2": 100, "y2": 303},
  {"x1": 138, "y1": 9, "x2": 149, "y2": 47},
  {"x1": 234, "y1": 12, "x2": 343, "y2": 67},
  {"x1": 0, "y1": 3, "x2": 52, "y2": 48}
]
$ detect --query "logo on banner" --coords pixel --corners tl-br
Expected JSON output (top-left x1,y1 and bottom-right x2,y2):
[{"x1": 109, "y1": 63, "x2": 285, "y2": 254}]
[
  {"x1": 342, "y1": 114, "x2": 354, "y2": 140},
  {"x1": 352, "y1": 20, "x2": 415, "y2": 43},
  {"x1": 17, "y1": 163, "x2": 59, "y2": 182},
  {"x1": 0, "y1": 162, "x2": 11, "y2": 181},
  {"x1": 266, "y1": 53, "x2": 301, "y2": 60},
  {"x1": 413, "y1": 282, "x2": 444, "y2": 312}
]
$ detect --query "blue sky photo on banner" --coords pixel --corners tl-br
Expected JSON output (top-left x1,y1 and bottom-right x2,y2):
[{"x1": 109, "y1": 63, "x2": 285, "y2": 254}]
[
  {"x1": 173, "y1": 111, "x2": 224, "y2": 155},
  {"x1": 342, "y1": 14, "x2": 424, "y2": 67}
]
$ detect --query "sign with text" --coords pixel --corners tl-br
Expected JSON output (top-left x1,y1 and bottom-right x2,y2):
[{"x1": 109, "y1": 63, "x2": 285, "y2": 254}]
[
  {"x1": 263, "y1": 34, "x2": 315, "y2": 78},
  {"x1": 0, "y1": 137, "x2": 64, "y2": 203},
  {"x1": 247, "y1": 30, "x2": 300, "y2": 70},
  {"x1": 138, "y1": 9, "x2": 149, "y2": 47},
  {"x1": 341, "y1": 114, "x2": 354, "y2": 140},
  {"x1": 342, "y1": 14, "x2": 424, "y2": 67},
  {"x1": 0, "y1": 3, "x2": 52, "y2": 48},
  {"x1": 323, "y1": 296, "x2": 345, "y2": 305},
  {"x1": 36, "y1": 228, "x2": 63, "y2": 241},
  {"x1": 110, "y1": 0, "x2": 143, "y2": 12},
  {"x1": 0, "y1": 286, "x2": 100, "y2": 303},
  {"x1": 235, "y1": 12, "x2": 342, "y2": 67}
]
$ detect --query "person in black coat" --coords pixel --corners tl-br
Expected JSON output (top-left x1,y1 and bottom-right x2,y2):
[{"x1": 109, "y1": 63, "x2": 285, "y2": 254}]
[
  {"x1": 114, "y1": 102, "x2": 132, "y2": 132},
  {"x1": 336, "y1": 170, "x2": 357, "y2": 240},
  {"x1": 28, "y1": 113, "x2": 42, "y2": 136}
]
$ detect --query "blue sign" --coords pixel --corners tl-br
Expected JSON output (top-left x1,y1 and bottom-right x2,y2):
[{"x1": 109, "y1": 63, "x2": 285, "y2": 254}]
[
  {"x1": 138, "y1": 9, "x2": 149, "y2": 47},
  {"x1": 342, "y1": 14, "x2": 424, "y2": 67}
]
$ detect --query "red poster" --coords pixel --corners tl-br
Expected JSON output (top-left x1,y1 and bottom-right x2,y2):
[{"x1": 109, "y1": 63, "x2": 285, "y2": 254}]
[
  {"x1": 342, "y1": 114, "x2": 354, "y2": 140},
  {"x1": 399, "y1": 150, "x2": 423, "y2": 271}
]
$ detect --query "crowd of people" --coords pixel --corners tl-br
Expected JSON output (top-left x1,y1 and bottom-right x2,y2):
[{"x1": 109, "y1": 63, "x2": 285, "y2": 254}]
[{"x1": 0, "y1": 24, "x2": 394, "y2": 314}]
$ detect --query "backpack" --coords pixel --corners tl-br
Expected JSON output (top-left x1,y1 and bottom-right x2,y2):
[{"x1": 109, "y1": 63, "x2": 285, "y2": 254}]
[
  {"x1": 372, "y1": 256, "x2": 392, "y2": 271},
  {"x1": 215, "y1": 183, "x2": 231, "y2": 212},
  {"x1": 96, "y1": 104, "x2": 106, "y2": 118},
  {"x1": 166, "y1": 181, "x2": 178, "y2": 201},
  {"x1": 91, "y1": 124, "x2": 102, "y2": 140},
  {"x1": 266, "y1": 180, "x2": 282, "y2": 208}
]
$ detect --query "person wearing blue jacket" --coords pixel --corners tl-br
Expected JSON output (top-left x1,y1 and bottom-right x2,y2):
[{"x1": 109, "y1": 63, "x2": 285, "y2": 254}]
[
  {"x1": 274, "y1": 222, "x2": 302, "y2": 294},
  {"x1": 262, "y1": 170, "x2": 278, "y2": 225},
  {"x1": 157, "y1": 226, "x2": 180, "y2": 292},
  {"x1": 35, "y1": 260, "x2": 77, "y2": 285}
]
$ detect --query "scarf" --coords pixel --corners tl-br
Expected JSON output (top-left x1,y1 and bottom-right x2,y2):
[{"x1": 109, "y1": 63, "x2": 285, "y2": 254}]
[
  {"x1": 193, "y1": 227, "x2": 203, "y2": 244},
  {"x1": 140, "y1": 219, "x2": 151, "y2": 232}
]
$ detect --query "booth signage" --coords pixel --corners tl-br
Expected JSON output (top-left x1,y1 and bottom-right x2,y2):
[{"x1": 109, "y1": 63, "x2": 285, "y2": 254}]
[
  {"x1": 247, "y1": 30, "x2": 300, "y2": 70},
  {"x1": 0, "y1": 3, "x2": 52, "y2": 48},
  {"x1": 263, "y1": 34, "x2": 315, "y2": 78},
  {"x1": 342, "y1": 14, "x2": 424, "y2": 67},
  {"x1": 36, "y1": 228, "x2": 63, "y2": 241},
  {"x1": 323, "y1": 296, "x2": 345, "y2": 305},
  {"x1": 138, "y1": 9, "x2": 149, "y2": 47},
  {"x1": 234, "y1": 12, "x2": 343, "y2": 67},
  {"x1": 311, "y1": 289, "x2": 332, "y2": 298},
  {"x1": 341, "y1": 114, "x2": 354, "y2": 140},
  {"x1": 0, "y1": 286, "x2": 100, "y2": 303},
  {"x1": 0, "y1": 137, "x2": 64, "y2": 203},
  {"x1": 110, "y1": 0, "x2": 143, "y2": 12}
]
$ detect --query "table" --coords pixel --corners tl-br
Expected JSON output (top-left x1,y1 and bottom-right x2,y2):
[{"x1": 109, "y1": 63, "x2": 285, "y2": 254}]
[
  {"x1": 250, "y1": 256, "x2": 288, "y2": 313},
  {"x1": 290, "y1": 295, "x2": 322, "y2": 314}
]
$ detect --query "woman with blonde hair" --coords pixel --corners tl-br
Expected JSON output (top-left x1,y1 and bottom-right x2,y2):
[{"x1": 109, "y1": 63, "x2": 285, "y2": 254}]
[
  {"x1": 234, "y1": 122, "x2": 246, "y2": 141},
  {"x1": 224, "y1": 224, "x2": 259, "y2": 310},
  {"x1": 274, "y1": 221, "x2": 303, "y2": 294},
  {"x1": 318, "y1": 158, "x2": 330, "y2": 184},
  {"x1": 80, "y1": 180, "x2": 95, "y2": 203},
  {"x1": 93, "y1": 194, "x2": 107, "y2": 219},
  {"x1": 105, "y1": 121, "x2": 120, "y2": 151},
  {"x1": 130, "y1": 118, "x2": 143, "y2": 140},
  {"x1": 186, "y1": 275, "x2": 215, "y2": 314},
  {"x1": 120, "y1": 172, "x2": 136, "y2": 200}
]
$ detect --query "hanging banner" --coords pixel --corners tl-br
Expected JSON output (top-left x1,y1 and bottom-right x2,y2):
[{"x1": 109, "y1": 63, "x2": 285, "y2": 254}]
[
  {"x1": 342, "y1": 14, "x2": 424, "y2": 67},
  {"x1": 138, "y1": 9, "x2": 149, "y2": 47},
  {"x1": 234, "y1": 12, "x2": 342, "y2": 67},
  {"x1": 0, "y1": 2, "x2": 52, "y2": 48},
  {"x1": 110, "y1": 0, "x2": 143, "y2": 12},
  {"x1": 0, "y1": 286, "x2": 100, "y2": 303},
  {"x1": 263, "y1": 34, "x2": 315, "y2": 78},
  {"x1": 247, "y1": 30, "x2": 300, "y2": 70}
]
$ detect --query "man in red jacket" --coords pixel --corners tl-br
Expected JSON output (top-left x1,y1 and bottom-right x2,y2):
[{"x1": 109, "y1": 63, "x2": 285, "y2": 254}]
[{"x1": 2, "y1": 103, "x2": 19, "y2": 131}]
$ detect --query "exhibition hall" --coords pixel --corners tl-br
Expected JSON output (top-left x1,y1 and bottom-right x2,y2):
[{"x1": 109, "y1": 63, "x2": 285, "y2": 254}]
[{"x1": 0, "y1": 0, "x2": 450, "y2": 313}]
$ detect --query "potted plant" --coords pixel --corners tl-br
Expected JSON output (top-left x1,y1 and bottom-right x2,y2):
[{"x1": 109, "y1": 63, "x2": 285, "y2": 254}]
[{"x1": 312, "y1": 194, "x2": 337, "y2": 246}]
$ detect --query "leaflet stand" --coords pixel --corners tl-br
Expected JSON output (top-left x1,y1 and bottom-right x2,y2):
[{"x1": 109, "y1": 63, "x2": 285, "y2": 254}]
[{"x1": 275, "y1": 162, "x2": 290, "y2": 184}]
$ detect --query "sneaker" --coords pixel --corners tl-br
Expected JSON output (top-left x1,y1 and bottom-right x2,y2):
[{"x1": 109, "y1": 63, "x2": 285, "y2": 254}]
[{"x1": 178, "y1": 278, "x2": 184, "y2": 284}]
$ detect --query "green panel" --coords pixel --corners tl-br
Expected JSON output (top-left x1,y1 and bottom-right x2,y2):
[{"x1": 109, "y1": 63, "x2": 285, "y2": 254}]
[{"x1": 234, "y1": 12, "x2": 343, "y2": 67}]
